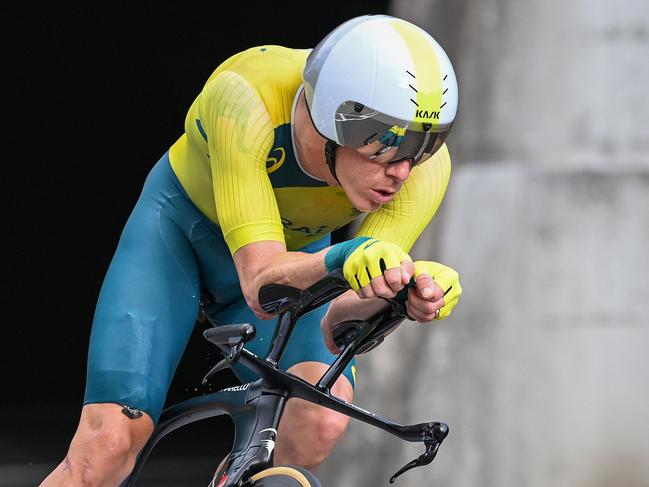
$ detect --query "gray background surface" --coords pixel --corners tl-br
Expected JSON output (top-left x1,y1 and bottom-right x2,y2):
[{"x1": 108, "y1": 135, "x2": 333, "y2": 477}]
[{"x1": 320, "y1": 1, "x2": 649, "y2": 486}]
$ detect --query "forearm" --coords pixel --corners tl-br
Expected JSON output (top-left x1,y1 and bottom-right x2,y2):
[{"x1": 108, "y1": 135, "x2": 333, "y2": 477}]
[
  {"x1": 326, "y1": 289, "x2": 390, "y2": 322},
  {"x1": 253, "y1": 249, "x2": 329, "y2": 290},
  {"x1": 320, "y1": 289, "x2": 398, "y2": 354},
  {"x1": 254, "y1": 256, "x2": 396, "y2": 323},
  {"x1": 233, "y1": 236, "x2": 410, "y2": 320},
  {"x1": 233, "y1": 241, "x2": 331, "y2": 318}
]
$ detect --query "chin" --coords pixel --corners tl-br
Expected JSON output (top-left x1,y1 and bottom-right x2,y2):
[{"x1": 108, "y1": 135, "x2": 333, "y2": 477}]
[
  {"x1": 356, "y1": 199, "x2": 382, "y2": 212},
  {"x1": 345, "y1": 187, "x2": 382, "y2": 212}
]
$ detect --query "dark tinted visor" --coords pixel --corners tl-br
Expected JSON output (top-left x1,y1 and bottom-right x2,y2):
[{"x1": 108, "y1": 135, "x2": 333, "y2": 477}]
[{"x1": 334, "y1": 101, "x2": 451, "y2": 165}]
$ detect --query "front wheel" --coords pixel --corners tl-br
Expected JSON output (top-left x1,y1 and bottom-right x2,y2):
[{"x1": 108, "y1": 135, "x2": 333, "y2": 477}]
[{"x1": 249, "y1": 465, "x2": 322, "y2": 486}]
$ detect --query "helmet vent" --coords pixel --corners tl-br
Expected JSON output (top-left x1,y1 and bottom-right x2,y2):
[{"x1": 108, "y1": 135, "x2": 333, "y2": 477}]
[{"x1": 408, "y1": 71, "x2": 418, "y2": 107}]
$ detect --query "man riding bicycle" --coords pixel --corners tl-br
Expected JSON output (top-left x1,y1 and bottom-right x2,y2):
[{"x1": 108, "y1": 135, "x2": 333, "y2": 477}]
[{"x1": 41, "y1": 14, "x2": 462, "y2": 486}]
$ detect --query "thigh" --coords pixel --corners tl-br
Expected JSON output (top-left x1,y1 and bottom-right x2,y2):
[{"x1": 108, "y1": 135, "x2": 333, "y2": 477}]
[
  {"x1": 84, "y1": 192, "x2": 201, "y2": 424},
  {"x1": 286, "y1": 361, "x2": 353, "y2": 401}
]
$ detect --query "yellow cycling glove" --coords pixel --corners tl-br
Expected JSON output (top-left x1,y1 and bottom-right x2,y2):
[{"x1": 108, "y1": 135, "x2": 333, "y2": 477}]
[
  {"x1": 343, "y1": 239, "x2": 411, "y2": 291},
  {"x1": 325, "y1": 237, "x2": 412, "y2": 291},
  {"x1": 413, "y1": 261, "x2": 462, "y2": 319}
]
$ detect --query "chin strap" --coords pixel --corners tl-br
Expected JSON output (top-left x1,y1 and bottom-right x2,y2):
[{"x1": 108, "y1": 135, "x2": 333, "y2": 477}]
[{"x1": 324, "y1": 139, "x2": 340, "y2": 184}]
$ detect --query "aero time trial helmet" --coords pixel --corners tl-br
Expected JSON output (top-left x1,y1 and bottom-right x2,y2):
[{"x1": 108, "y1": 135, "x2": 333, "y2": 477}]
[{"x1": 303, "y1": 15, "x2": 458, "y2": 178}]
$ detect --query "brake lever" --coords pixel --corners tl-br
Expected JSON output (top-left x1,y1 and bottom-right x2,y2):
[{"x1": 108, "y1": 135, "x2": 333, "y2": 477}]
[
  {"x1": 381, "y1": 279, "x2": 416, "y2": 319},
  {"x1": 388, "y1": 422, "x2": 449, "y2": 483},
  {"x1": 383, "y1": 277, "x2": 453, "y2": 321},
  {"x1": 202, "y1": 341, "x2": 245, "y2": 385}
]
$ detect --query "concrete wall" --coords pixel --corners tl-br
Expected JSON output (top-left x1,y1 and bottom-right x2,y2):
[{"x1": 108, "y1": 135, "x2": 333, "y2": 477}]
[{"x1": 319, "y1": 2, "x2": 649, "y2": 486}]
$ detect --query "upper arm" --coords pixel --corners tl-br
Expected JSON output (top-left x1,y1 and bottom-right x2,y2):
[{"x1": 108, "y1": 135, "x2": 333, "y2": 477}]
[
  {"x1": 200, "y1": 71, "x2": 285, "y2": 254},
  {"x1": 355, "y1": 144, "x2": 452, "y2": 251}
]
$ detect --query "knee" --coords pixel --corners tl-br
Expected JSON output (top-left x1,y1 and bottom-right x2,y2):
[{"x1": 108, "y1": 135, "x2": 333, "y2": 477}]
[
  {"x1": 315, "y1": 407, "x2": 350, "y2": 446},
  {"x1": 64, "y1": 406, "x2": 152, "y2": 486},
  {"x1": 315, "y1": 377, "x2": 353, "y2": 445},
  {"x1": 298, "y1": 401, "x2": 350, "y2": 448},
  {"x1": 89, "y1": 425, "x2": 134, "y2": 466},
  {"x1": 275, "y1": 401, "x2": 349, "y2": 471},
  {"x1": 67, "y1": 426, "x2": 134, "y2": 485},
  {"x1": 286, "y1": 363, "x2": 353, "y2": 448}
]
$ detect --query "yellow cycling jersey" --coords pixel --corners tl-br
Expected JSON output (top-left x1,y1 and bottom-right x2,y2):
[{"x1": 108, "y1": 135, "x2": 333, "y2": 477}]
[{"x1": 169, "y1": 45, "x2": 451, "y2": 254}]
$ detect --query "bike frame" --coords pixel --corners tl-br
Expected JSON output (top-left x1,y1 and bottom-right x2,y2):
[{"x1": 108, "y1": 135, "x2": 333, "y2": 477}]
[{"x1": 120, "y1": 270, "x2": 448, "y2": 486}]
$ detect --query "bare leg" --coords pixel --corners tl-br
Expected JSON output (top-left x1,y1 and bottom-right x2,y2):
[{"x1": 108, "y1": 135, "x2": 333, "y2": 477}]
[
  {"x1": 273, "y1": 362, "x2": 353, "y2": 472},
  {"x1": 40, "y1": 403, "x2": 154, "y2": 487}
]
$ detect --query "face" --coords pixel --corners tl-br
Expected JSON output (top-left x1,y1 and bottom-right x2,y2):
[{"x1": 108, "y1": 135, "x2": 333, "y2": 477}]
[
  {"x1": 293, "y1": 92, "x2": 418, "y2": 211},
  {"x1": 334, "y1": 144, "x2": 414, "y2": 212}
]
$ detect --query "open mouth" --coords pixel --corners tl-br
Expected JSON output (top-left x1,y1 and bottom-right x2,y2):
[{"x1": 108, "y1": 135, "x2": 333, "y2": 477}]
[{"x1": 371, "y1": 189, "x2": 395, "y2": 204}]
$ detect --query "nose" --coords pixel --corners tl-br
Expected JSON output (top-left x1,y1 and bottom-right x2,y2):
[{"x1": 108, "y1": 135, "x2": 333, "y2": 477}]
[{"x1": 385, "y1": 159, "x2": 412, "y2": 183}]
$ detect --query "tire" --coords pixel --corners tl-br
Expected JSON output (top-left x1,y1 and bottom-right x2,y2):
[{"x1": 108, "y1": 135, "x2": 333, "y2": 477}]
[{"x1": 249, "y1": 465, "x2": 322, "y2": 486}]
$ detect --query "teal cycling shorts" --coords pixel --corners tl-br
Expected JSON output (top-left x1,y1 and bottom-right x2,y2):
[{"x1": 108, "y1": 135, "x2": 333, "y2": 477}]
[{"x1": 84, "y1": 152, "x2": 355, "y2": 423}]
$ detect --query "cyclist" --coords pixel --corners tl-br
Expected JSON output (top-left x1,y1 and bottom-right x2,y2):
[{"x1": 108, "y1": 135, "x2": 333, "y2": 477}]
[{"x1": 42, "y1": 14, "x2": 462, "y2": 486}]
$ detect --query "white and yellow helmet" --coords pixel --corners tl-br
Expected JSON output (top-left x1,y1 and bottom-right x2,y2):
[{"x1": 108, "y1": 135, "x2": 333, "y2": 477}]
[{"x1": 303, "y1": 15, "x2": 458, "y2": 166}]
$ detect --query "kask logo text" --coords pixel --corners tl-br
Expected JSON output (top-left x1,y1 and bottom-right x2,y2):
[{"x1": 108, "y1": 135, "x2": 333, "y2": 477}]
[{"x1": 416, "y1": 110, "x2": 440, "y2": 120}]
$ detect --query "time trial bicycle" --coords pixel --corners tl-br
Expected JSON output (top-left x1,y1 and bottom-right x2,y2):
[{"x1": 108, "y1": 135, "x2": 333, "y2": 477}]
[{"x1": 119, "y1": 269, "x2": 449, "y2": 486}]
